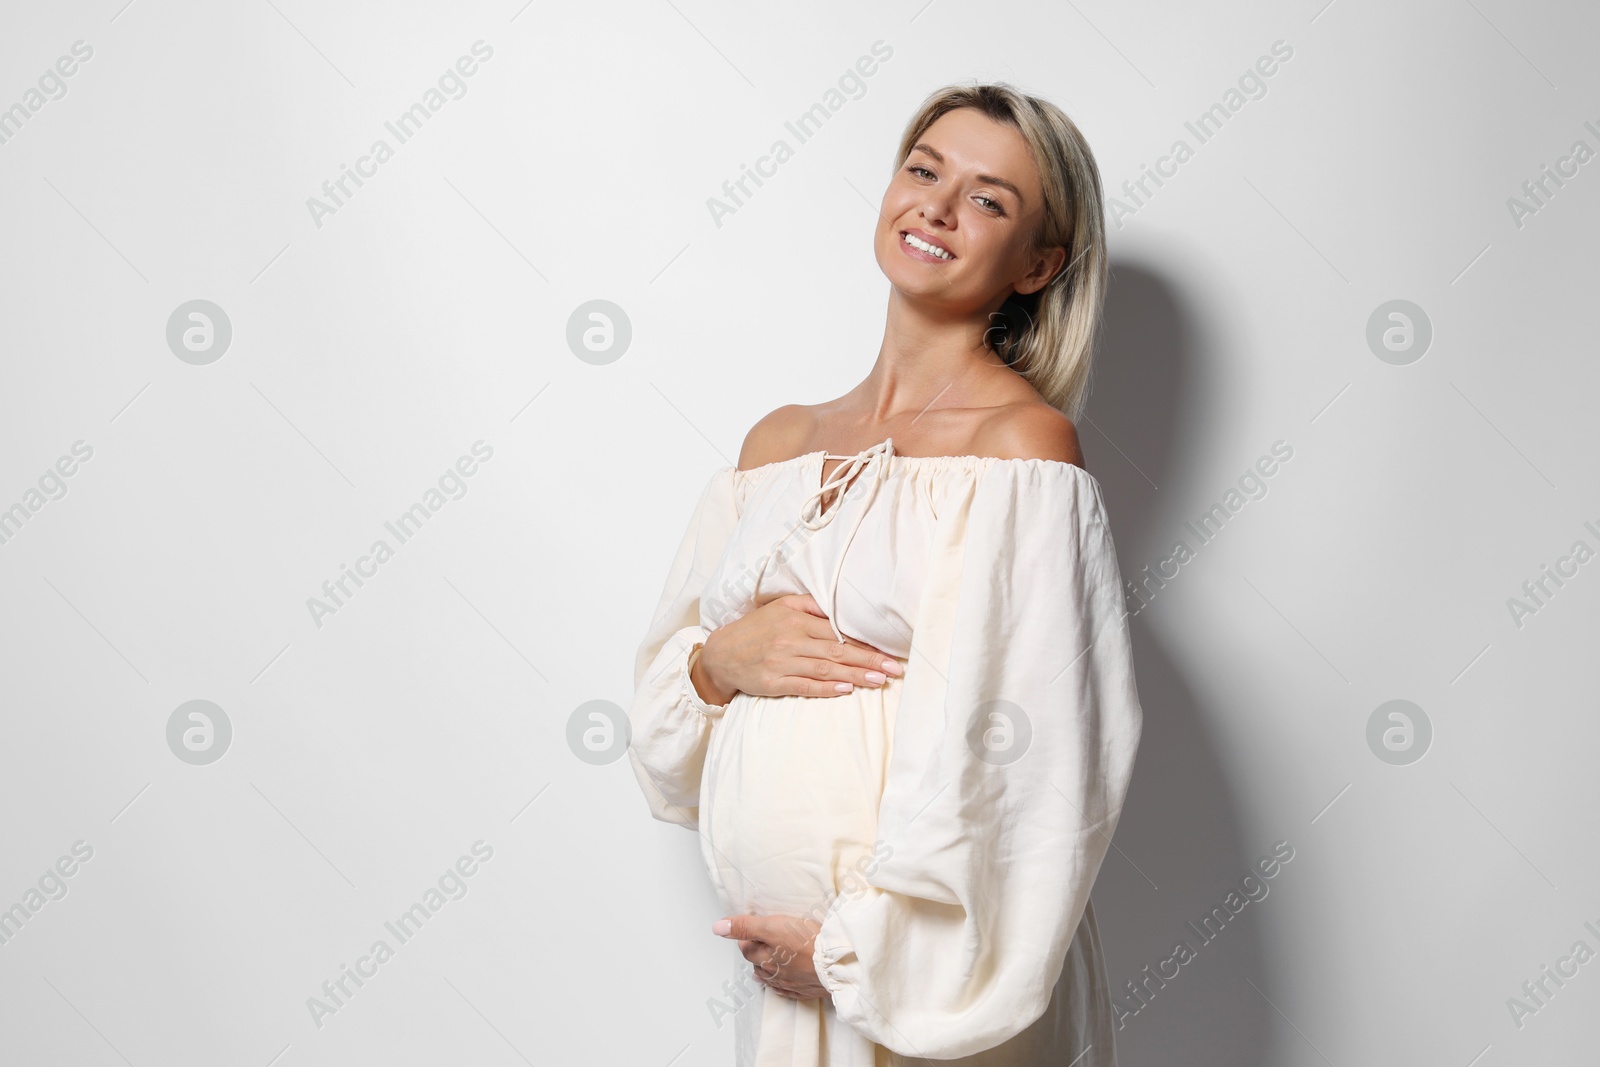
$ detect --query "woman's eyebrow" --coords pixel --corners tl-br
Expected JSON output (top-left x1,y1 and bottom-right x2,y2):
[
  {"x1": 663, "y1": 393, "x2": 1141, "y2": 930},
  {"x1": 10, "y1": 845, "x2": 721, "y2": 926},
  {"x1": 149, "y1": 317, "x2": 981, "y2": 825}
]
[{"x1": 909, "y1": 142, "x2": 1024, "y2": 204}]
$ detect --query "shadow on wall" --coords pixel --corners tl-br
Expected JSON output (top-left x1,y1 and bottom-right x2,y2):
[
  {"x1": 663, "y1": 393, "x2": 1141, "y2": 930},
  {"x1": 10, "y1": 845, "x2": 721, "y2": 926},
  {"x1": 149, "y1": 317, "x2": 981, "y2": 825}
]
[{"x1": 1085, "y1": 260, "x2": 1275, "y2": 1066}]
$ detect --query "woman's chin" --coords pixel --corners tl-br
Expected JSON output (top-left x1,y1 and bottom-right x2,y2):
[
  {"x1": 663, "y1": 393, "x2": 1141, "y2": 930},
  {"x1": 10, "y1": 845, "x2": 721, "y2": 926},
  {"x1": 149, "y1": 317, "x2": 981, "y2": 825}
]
[
  {"x1": 876, "y1": 259, "x2": 947, "y2": 295},
  {"x1": 884, "y1": 280, "x2": 972, "y2": 310}
]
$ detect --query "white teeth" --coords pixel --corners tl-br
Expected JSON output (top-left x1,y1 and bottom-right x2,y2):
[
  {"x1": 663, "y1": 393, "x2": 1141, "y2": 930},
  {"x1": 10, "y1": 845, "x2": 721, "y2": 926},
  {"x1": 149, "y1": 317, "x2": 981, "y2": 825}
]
[{"x1": 902, "y1": 232, "x2": 952, "y2": 259}]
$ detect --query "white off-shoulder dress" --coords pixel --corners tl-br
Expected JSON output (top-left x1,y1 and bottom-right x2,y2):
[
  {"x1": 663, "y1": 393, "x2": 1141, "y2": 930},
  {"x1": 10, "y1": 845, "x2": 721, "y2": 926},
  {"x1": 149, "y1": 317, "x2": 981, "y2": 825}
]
[{"x1": 628, "y1": 437, "x2": 1144, "y2": 1066}]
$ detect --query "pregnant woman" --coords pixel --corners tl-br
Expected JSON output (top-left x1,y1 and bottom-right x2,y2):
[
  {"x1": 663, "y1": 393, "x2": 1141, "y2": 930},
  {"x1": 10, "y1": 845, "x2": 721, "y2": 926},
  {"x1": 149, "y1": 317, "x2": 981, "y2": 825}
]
[{"x1": 628, "y1": 83, "x2": 1145, "y2": 1065}]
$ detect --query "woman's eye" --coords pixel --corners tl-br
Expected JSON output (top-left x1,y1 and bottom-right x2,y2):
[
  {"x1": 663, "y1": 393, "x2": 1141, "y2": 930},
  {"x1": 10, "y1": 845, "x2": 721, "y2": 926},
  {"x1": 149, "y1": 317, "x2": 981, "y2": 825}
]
[
  {"x1": 976, "y1": 195, "x2": 1004, "y2": 215},
  {"x1": 908, "y1": 165, "x2": 934, "y2": 179}
]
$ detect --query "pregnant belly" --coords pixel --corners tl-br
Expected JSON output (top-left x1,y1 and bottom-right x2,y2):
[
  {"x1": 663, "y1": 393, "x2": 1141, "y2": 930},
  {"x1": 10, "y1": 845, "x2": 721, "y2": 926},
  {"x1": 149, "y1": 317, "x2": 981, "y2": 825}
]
[{"x1": 700, "y1": 678, "x2": 900, "y2": 918}]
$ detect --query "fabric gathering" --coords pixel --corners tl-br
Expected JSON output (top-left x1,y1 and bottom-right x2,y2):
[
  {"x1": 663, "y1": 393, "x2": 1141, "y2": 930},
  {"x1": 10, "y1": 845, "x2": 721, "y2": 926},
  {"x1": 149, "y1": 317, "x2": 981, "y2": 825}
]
[{"x1": 627, "y1": 436, "x2": 1145, "y2": 1066}]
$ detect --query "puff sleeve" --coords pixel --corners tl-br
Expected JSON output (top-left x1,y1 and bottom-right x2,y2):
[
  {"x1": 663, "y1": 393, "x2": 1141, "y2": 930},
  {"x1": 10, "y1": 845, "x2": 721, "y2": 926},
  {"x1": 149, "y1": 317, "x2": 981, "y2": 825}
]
[
  {"x1": 626, "y1": 467, "x2": 742, "y2": 830},
  {"x1": 809, "y1": 460, "x2": 1144, "y2": 1058}
]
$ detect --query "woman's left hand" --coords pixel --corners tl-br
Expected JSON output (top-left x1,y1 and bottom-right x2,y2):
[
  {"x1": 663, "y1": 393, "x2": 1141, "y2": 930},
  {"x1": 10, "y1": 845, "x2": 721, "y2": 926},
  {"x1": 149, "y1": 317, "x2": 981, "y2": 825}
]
[{"x1": 713, "y1": 915, "x2": 827, "y2": 1000}]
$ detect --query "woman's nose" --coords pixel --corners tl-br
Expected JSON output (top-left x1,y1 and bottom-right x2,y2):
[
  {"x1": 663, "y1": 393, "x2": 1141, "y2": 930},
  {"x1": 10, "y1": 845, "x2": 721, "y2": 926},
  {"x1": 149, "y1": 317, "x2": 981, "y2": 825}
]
[{"x1": 917, "y1": 198, "x2": 955, "y2": 230}]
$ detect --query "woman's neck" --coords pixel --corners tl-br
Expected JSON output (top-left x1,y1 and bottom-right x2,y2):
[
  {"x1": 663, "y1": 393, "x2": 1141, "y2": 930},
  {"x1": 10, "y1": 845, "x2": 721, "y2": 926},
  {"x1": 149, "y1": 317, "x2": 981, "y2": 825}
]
[{"x1": 856, "y1": 309, "x2": 1014, "y2": 422}]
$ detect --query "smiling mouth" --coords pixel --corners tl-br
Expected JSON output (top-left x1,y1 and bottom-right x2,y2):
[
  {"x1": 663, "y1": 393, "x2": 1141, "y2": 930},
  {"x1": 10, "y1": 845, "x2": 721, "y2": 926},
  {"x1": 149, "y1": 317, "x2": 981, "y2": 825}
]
[{"x1": 900, "y1": 231, "x2": 954, "y2": 261}]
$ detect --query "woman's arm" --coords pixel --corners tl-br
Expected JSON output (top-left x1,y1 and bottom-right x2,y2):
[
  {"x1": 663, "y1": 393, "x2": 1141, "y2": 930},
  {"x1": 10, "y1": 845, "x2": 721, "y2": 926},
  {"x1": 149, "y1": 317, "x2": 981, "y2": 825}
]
[
  {"x1": 809, "y1": 460, "x2": 1144, "y2": 1057},
  {"x1": 627, "y1": 469, "x2": 743, "y2": 829}
]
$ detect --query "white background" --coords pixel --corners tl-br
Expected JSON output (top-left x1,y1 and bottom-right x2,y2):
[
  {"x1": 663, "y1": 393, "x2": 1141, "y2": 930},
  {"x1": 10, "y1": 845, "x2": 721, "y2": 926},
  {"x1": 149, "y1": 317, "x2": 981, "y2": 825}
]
[{"x1": 0, "y1": 0, "x2": 1595, "y2": 1064}]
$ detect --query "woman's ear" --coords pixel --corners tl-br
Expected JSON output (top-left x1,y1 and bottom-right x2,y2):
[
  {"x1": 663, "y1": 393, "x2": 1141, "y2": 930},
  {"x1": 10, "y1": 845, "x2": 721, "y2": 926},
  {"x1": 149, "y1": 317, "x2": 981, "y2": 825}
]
[{"x1": 1015, "y1": 243, "x2": 1068, "y2": 296}]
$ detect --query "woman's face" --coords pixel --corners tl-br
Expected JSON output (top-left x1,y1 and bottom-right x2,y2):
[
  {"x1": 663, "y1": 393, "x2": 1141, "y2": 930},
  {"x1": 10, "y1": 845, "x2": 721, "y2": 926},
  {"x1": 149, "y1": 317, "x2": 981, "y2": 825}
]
[{"x1": 875, "y1": 106, "x2": 1065, "y2": 315}]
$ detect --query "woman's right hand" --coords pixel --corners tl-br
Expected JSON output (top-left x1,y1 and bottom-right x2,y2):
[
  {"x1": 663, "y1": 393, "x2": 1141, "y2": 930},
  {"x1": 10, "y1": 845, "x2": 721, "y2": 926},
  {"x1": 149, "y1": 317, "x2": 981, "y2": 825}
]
[{"x1": 691, "y1": 594, "x2": 903, "y2": 705}]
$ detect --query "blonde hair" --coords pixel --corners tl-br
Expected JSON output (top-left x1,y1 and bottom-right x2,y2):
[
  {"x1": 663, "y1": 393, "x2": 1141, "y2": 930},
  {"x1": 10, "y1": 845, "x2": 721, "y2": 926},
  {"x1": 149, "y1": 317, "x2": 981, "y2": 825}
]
[{"x1": 891, "y1": 82, "x2": 1108, "y2": 421}]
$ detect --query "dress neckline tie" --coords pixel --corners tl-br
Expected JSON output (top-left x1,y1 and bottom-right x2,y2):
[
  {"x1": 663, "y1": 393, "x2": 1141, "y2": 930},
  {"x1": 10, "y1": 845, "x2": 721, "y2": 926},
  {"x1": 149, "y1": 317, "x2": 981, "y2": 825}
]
[{"x1": 750, "y1": 438, "x2": 895, "y2": 646}]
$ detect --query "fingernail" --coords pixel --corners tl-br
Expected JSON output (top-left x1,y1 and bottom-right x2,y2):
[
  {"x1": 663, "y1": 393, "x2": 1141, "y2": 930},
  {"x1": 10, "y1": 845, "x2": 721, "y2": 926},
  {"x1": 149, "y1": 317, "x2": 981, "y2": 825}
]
[
  {"x1": 835, "y1": 682, "x2": 852, "y2": 692},
  {"x1": 882, "y1": 660, "x2": 902, "y2": 675},
  {"x1": 713, "y1": 919, "x2": 732, "y2": 936},
  {"x1": 864, "y1": 671, "x2": 886, "y2": 685}
]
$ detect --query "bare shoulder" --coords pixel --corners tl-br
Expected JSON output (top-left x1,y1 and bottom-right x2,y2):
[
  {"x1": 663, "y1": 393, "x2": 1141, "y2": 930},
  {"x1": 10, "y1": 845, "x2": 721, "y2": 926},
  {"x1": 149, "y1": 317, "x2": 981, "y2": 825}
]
[
  {"x1": 972, "y1": 402, "x2": 1085, "y2": 468},
  {"x1": 737, "y1": 404, "x2": 817, "y2": 471}
]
